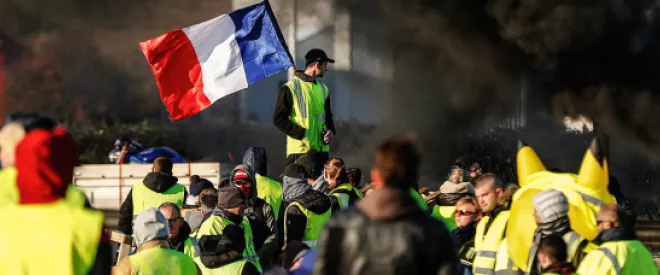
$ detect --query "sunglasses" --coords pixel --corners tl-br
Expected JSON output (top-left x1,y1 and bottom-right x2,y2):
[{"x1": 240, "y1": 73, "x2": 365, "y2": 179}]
[
  {"x1": 455, "y1": 209, "x2": 478, "y2": 216},
  {"x1": 167, "y1": 217, "x2": 182, "y2": 224}
]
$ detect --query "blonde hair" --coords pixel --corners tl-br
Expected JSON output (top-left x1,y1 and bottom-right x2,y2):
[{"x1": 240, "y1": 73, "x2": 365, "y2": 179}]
[
  {"x1": 456, "y1": 197, "x2": 479, "y2": 210},
  {"x1": 0, "y1": 123, "x2": 26, "y2": 166}
]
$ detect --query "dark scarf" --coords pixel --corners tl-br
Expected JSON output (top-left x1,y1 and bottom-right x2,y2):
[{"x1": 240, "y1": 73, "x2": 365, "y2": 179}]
[
  {"x1": 452, "y1": 221, "x2": 477, "y2": 246},
  {"x1": 597, "y1": 227, "x2": 637, "y2": 244},
  {"x1": 526, "y1": 217, "x2": 571, "y2": 275}
]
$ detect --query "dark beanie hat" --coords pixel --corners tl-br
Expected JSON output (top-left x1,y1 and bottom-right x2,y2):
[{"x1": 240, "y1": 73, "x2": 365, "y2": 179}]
[
  {"x1": 190, "y1": 175, "x2": 215, "y2": 196},
  {"x1": 295, "y1": 150, "x2": 319, "y2": 178},
  {"x1": 217, "y1": 187, "x2": 247, "y2": 209}
]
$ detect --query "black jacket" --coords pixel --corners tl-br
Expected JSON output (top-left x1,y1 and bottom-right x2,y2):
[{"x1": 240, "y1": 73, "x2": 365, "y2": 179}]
[
  {"x1": 118, "y1": 172, "x2": 188, "y2": 235},
  {"x1": 452, "y1": 222, "x2": 477, "y2": 268},
  {"x1": 197, "y1": 232, "x2": 261, "y2": 275},
  {"x1": 285, "y1": 189, "x2": 332, "y2": 244},
  {"x1": 230, "y1": 165, "x2": 278, "y2": 269},
  {"x1": 314, "y1": 187, "x2": 458, "y2": 275},
  {"x1": 168, "y1": 221, "x2": 193, "y2": 253},
  {"x1": 273, "y1": 71, "x2": 336, "y2": 140}
]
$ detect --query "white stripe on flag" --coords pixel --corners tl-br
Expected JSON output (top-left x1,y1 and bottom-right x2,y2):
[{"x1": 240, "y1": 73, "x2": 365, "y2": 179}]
[{"x1": 182, "y1": 14, "x2": 248, "y2": 103}]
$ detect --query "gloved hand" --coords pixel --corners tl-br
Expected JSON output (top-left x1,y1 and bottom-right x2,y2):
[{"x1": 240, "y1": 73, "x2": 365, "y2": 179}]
[{"x1": 323, "y1": 130, "x2": 334, "y2": 145}]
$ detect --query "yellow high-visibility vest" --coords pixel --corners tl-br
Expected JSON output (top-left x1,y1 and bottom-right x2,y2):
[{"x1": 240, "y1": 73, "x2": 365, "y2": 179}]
[
  {"x1": 330, "y1": 183, "x2": 362, "y2": 210},
  {"x1": 131, "y1": 181, "x2": 185, "y2": 218},
  {"x1": 256, "y1": 174, "x2": 283, "y2": 220},
  {"x1": 284, "y1": 201, "x2": 331, "y2": 248},
  {"x1": 0, "y1": 200, "x2": 103, "y2": 275},
  {"x1": 197, "y1": 214, "x2": 262, "y2": 272},
  {"x1": 129, "y1": 246, "x2": 198, "y2": 275},
  {"x1": 576, "y1": 240, "x2": 658, "y2": 275},
  {"x1": 431, "y1": 205, "x2": 457, "y2": 231},
  {"x1": 284, "y1": 77, "x2": 329, "y2": 156},
  {"x1": 473, "y1": 210, "x2": 510, "y2": 275}
]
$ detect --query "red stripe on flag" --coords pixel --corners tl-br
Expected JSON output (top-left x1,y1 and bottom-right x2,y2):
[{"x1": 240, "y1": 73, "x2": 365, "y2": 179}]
[{"x1": 139, "y1": 30, "x2": 210, "y2": 121}]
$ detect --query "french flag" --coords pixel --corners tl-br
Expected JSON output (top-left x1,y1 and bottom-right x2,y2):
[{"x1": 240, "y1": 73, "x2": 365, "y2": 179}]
[{"x1": 140, "y1": 1, "x2": 293, "y2": 121}]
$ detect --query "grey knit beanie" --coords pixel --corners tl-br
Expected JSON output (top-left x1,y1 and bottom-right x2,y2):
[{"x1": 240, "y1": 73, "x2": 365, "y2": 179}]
[{"x1": 533, "y1": 189, "x2": 569, "y2": 223}]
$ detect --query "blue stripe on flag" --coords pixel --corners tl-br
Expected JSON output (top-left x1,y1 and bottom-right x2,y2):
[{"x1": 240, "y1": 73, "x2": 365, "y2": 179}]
[{"x1": 229, "y1": 2, "x2": 294, "y2": 85}]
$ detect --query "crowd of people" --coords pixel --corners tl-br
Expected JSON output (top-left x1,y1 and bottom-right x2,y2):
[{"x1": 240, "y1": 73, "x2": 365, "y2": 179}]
[{"x1": 1, "y1": 112, "x2": 660, "y2": 275}]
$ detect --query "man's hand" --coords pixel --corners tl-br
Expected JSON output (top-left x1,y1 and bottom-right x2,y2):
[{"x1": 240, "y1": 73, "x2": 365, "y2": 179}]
[{"x1": 323, "y1": 130, "x2": 334, "y2": 145}]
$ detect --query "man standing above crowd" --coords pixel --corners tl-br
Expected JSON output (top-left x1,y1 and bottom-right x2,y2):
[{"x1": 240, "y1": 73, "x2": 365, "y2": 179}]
[
  {"x1": 273, "y1": 48, "x2": 336, "y2": 164},
  {"x1": 314, "y1": 138, "x2": 458, "y2": 275}
]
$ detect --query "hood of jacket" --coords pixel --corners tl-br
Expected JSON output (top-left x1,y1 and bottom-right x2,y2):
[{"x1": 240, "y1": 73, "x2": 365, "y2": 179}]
[
  {"x1": 357, "y1": 187, "x2": 422, "y2": 221},
  {"x1": 230, "y1": 164, "x2": 257, "y2": 199},
  {"x1": 242, "y1": 147, "x2": 268, "y2": 176},
  {"x1": 283, "y1": 175, "x2": 313, "y2": 202},
  {"x1": 143, "y1": 171, "x2": 179, "y2": 193},
  {"x1": 134, "y1": 208, "x2": 169, "y2": 247}
]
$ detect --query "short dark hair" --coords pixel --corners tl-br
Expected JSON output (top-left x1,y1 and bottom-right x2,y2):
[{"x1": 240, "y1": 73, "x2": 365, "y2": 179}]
[
  {"x1": 153, "y1": 157, "x2": 174, "y2": 174},
  {"x1": 538, "y1": 235, "x2": 568, "y2": 263},
  {"x1": 374, "y1": 138, "x2": 420, "y2": 189},
  {"x1": 158, "y1": 202, "x2": 181, "y2": 218},
  {"x1": 200, "y1": 189, "x2": 219, "y2": 213},
  {"x1": 346, "y1": 168, "x2": 362, "y2": 187},
  {"x1": 474, "y1": 173, "x2": 504, "y2": 190}
]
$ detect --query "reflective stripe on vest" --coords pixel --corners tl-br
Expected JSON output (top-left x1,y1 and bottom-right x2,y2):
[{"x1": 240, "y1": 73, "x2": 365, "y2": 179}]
[
  {"x1": 333, "y1": 193, "x2": 349, "y2": 210},
  {"x1": 284, "y1": 201, "x2": 332, "y2": 248},
  {"x1": 197, "y1": 214, "x2": 262, "y2": 272},
  {"x1": 562, "y1": 231, "x2": 584, "y2": 263},
  {"x1": 184, "y1": 237, "x2": 200, "y2": 258},
  {"x1": 495, "y1": 238, "x2": 521, "y2": 275},
  {"x1": 303, "y1": 240, "x2": 319, "y2": 248},
  {"x1": 473, "y1": 211, "x2": 510, "y2": 275},
  {"x1": 255, "y1": 174, "x2": 283, "y2": 220},
  {"x1": 0, "y1": 200, "x2": 103, "y2": 275},
  {"x1": 286, "y1": 77, "x2": 330, "y2": 156},
  {"x1": 129, "y1": 246, "x2": 198, "y2": 275},
  {"x1": 194, "y1": 257, "x2": 249, "y2": 275},
  {"x1": 596, "y1": 247, "x2": 623, "y2": 275},
  {"x1": 131, "y1": 182, "x2": 185, "y2": 218}
]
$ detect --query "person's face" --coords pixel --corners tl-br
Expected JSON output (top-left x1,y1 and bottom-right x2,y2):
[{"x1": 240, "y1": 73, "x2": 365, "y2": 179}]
[
  {"x1": 227, "y1": 203, "x2": 248, "y2": 216},
  {"x1": 469, "y1": 163, "x2": 482, "y2": 179},
  {"x1": 475, "y1": 185, "x2": 501, "y2": 213},
  {"x1": 536, "y1": 251, "x2": 553, "y2": 269},
  {"x1": 455, "y1": 204, "x2": 481, "y2": 228},
  {"x1": 315, "y1": 61, "x2": 328, "y2": 77},
  {"x1": 234, "y1": 180, "x2": 252, "y2": 197},
  {"x1": 159, "y1": 207, "x2": 182, "y2": 240}
]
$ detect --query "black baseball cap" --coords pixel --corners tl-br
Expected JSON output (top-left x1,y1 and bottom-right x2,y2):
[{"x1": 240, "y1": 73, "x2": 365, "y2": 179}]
[{"x1": 305, "y1": 49, "x2": 335, "y2": 66}]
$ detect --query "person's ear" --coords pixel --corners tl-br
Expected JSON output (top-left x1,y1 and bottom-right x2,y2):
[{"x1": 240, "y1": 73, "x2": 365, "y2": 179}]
[{"x1": 371, "y1": 168, "x2": 383, "y2": 188}]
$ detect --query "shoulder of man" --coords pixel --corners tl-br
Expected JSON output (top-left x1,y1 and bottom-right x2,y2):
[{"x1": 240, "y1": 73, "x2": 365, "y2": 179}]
[{"x1": 324, "y1": 207, "x2": 365, "y2": 228}]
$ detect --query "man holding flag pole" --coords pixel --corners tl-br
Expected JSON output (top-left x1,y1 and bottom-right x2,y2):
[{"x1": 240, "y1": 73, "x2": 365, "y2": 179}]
[{"x1": 273, "y1": 49, "x2": 336, "y2": 166}]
